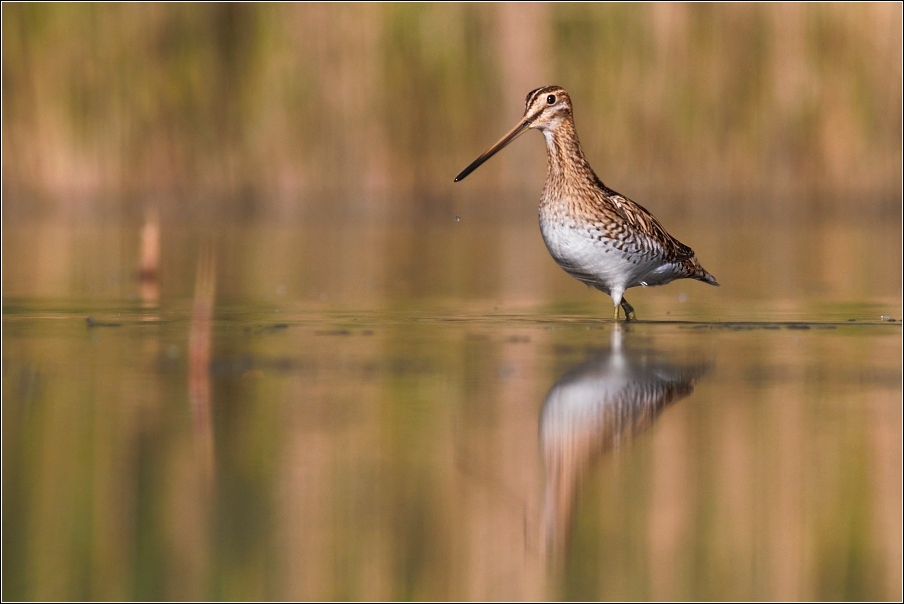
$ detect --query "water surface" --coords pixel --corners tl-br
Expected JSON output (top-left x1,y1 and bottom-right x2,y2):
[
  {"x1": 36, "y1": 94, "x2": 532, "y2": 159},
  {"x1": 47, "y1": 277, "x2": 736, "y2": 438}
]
[
  {"x1": 2, "y1": 216, "x2": 902, "y2": 600},
  {"x1": 3, "y1": 302, "x2": 901, "y2": 601}
]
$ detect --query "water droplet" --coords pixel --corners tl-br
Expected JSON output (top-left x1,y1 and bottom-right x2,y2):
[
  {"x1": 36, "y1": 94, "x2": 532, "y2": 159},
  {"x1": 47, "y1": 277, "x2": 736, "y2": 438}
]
[{"x1": 454, "y1": 215, "x2": 461, "y2": 222}]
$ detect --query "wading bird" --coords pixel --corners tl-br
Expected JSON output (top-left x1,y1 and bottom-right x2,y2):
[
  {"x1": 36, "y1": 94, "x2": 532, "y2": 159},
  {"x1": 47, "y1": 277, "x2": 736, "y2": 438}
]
[{"x1": 454, "y1": 86, "x2": 718, "y2": 320}]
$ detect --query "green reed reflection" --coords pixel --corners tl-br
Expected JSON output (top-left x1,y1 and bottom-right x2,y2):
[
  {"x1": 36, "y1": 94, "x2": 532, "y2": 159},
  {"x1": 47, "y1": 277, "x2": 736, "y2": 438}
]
[{"x1": 2, "y1": 309, "x2": 901, "y2": 600}]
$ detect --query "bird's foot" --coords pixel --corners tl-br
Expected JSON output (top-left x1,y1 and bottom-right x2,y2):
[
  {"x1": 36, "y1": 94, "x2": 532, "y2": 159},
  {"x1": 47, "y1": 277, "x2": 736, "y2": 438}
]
[
  {"x1": 612, "y1": 307, "x2": 637, "y2": 322},
  {"x1": 620, "y1": 299, "x2": 636, "y2": 322}
]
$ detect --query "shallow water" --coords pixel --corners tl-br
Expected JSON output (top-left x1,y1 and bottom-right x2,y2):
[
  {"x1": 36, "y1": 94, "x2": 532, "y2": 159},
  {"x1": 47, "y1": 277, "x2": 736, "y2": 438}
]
[{"x1": 2, "y1": 216, "x2": 902, "y2": 600}]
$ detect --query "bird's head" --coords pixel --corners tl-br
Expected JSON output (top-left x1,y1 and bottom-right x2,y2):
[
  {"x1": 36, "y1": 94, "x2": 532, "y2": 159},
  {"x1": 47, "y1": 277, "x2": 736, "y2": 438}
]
[{"x1": 454, "y1": 85, "x2": 572, "y2": 182}]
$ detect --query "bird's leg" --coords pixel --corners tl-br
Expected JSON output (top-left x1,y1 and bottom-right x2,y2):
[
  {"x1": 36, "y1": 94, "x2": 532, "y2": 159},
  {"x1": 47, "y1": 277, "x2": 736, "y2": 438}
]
[
  {"x1": 620, "y1": 298, "x2": 636, "y2": 322},
  {"x1": 613, "y1": 305, "x2": 621, "y2": 322}
]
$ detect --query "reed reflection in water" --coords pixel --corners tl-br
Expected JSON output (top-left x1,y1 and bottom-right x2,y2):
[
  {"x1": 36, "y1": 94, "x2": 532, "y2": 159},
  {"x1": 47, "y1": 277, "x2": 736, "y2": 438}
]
[
  {"x1": 159, "y1": 244, "x2": 218, "y2": 598},
  {"x1": 540, "y1": 326, "x2": 709, "y2": 558},
  {"x1": 1, "y1": 308, "x2": 899, "y2": 599}
]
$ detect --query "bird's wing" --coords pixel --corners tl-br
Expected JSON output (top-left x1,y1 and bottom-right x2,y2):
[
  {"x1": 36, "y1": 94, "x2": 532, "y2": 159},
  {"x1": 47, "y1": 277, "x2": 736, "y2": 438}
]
[{"x1": 603, "y1": 193, "x2": 696, "y2": 260}]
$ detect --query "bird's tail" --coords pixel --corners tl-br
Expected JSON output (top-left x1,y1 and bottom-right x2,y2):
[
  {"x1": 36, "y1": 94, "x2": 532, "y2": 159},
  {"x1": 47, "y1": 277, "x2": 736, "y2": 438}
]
[{"x1": 686, "y1": 258, "x2": 719, "y2": 286}]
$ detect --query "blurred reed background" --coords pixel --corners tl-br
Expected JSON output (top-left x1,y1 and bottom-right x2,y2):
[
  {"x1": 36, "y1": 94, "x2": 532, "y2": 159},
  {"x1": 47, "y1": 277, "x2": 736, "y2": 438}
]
[
  {"x1": 2, "y1": 6, "x2": 902, "y2": 600},
  {"x1": 3, "y1": 3, "x2": 901, "y2": 223}
]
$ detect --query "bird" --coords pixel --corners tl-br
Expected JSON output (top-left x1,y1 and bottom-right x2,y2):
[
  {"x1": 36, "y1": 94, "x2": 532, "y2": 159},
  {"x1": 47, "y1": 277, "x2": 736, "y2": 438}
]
[
  {"x1": 539, "y1": 325, "x2": 708, "y2": 553},
  {"x1": 454, "y1": 86, "x2": 718, "y2": 321}
]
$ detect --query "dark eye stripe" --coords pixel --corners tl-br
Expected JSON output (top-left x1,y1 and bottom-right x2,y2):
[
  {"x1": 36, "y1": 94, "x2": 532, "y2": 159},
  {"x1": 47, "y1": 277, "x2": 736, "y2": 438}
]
[{"x1": 525, "y1": 87, "x2": 544, "y2": 108}]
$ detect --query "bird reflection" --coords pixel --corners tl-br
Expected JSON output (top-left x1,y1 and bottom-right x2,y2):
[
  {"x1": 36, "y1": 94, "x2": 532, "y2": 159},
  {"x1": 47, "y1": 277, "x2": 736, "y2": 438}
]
[{"x1": 540, "y1": 326, "x2": 709, "y2": 557}]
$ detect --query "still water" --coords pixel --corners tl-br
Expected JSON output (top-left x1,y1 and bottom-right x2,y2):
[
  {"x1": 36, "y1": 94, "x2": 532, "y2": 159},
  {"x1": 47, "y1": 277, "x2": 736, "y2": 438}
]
[{"x1": 2, "y1": 216, "x2": 902, "y2": 600}]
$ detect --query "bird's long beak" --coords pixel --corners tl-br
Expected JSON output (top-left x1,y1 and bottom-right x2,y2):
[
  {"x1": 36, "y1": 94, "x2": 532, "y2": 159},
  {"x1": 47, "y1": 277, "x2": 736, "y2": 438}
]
[{"x1": 454, "y1": 118, "x2": 532, "y2": 182}]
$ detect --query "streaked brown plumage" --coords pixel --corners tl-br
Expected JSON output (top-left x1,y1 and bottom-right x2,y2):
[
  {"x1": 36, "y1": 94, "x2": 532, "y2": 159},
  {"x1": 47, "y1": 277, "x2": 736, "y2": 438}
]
[{"x1": 455, "y1": 85, "x2": 718, "y2": 320}]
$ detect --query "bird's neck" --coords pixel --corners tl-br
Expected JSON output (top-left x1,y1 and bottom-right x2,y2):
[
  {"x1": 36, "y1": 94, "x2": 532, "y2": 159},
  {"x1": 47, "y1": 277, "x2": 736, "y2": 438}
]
[{"x1": 540, "y1": 119, "x2": 601, "y2": 199}]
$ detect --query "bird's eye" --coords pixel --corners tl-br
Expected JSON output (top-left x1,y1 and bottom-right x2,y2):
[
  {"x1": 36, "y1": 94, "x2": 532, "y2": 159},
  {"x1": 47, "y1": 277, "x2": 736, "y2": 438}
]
[{"x1": 546, "y1": 94, "x2": 556, "y2": 105}]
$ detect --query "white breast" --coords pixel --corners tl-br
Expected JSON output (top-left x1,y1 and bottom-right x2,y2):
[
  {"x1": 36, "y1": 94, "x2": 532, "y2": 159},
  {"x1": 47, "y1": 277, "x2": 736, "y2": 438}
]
[{"x1": 539, "y1": 215, "x2": 675, "y2": 296}]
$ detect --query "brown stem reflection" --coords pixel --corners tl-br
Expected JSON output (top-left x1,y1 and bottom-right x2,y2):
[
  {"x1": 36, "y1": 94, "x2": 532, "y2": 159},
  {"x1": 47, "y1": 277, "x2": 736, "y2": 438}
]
[
  {"x1": 189, "y1": 243, "x2": 216, "y2": 487},
  {"x1": 166, "y1": 242, "x2": 217, "y2": 599},
  {"x1": 540, "y1": 326, "x2": 709, "y2": 559}
]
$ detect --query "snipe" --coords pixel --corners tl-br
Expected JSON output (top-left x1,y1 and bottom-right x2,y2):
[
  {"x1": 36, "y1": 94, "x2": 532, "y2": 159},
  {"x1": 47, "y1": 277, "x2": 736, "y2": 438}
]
[{"x1": 454, "y1": 86, "x2": 718, "y2": 321}]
